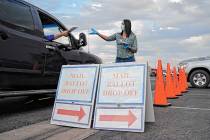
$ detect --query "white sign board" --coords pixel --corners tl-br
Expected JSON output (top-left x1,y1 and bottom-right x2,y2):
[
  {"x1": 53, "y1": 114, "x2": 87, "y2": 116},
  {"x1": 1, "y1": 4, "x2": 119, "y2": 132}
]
[
  {"x1": 94, "y1": 63, "x2": 151, "y2": 132},
  {"x1": 52, "y1": 103, "x2": 91, "y2": 127},
  {"x1": 56, "y1": 66, "x2": 98, "y2": 103},
  {"x1": 97, "y1": 65, "x2": 145, "y2": 104},
  {"x1": 94, "y1": 108, "x2": 143, "y2": 132},
  {"x1": 51, "y1": 64, "x2": 99, "y2": 128}
]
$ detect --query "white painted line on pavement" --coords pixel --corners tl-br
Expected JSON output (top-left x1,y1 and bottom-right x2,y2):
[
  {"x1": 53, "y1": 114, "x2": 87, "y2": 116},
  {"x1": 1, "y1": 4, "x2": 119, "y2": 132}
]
[
  {"x1": 0, "y1": 121, "x2": 59, "y2": 140},
  {"x1": 47, "y1": 128, "x2": 98, "y2": 140},
  {"x1": 169, "y1": 106, "x2": 210, "y2": 111},
  {"x1": 186, "y1": 94, "x2": 210, "y2": 96},
  {"x1": 0, "y1": 121, "x2": 98, "y2": 140}
]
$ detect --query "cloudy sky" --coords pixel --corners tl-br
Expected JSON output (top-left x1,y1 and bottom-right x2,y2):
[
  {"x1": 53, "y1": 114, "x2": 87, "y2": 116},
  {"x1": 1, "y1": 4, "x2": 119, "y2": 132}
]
[{"x1": 27, "y1": 0, "x2": 210, "y2": 67}]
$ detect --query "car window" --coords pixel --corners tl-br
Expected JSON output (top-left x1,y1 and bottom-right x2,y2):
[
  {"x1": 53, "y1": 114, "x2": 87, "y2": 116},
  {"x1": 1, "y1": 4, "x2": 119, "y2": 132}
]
[
  {"x1": 43, "y1": 24, "x2": 69, "y2": 44},
  {"x1": 38, "y1": 11, "x2": 70, "y2": 44},
  {"x1": 0, "y1": 0, "x2": 34, "y2": 30}
]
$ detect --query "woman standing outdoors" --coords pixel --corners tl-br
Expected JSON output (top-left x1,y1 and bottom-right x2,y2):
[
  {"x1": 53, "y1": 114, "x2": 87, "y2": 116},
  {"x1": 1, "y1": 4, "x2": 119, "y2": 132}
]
[{"x1": 89, "y1": 19, "x2": 138, "y2": 63}]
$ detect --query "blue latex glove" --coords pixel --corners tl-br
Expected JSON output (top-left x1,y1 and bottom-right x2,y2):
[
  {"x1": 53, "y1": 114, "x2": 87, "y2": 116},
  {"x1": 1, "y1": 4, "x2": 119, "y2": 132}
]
[
  {"x1": 122, "y1": 42, "x2": 129, "y2": 49},
  {"x1": 89, "y1": 28, "x2": 98, "y2": 35}
]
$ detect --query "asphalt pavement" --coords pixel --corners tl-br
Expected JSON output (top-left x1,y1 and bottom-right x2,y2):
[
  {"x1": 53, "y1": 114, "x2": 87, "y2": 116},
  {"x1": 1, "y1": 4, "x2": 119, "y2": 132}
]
[
  {"x1": 85, "y1": 87, "x2": 210, "y2": 140},
  {"x1": 0, "y1": 78, "x2": 210, "y2": 140},
  {"x1": 0, "y1": 95, "x2": 54, "y2": 133}
]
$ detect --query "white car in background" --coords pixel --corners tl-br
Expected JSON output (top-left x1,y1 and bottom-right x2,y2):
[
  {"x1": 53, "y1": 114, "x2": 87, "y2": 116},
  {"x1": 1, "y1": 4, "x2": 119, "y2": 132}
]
[{"x1": 178, "y1": 56, "x2": 210, "y2": 88}]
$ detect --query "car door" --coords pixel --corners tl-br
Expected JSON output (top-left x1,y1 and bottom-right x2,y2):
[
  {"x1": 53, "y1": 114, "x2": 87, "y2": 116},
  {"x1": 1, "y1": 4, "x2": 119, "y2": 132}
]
[
  {"x1": 0, "y1": 0, "x2": 47, "y2": 73},
  {"x1": 41, "y1": 23, "x2": 68, "y2": 74},
  {"x1": 34, "y1": 10, "x2": 68, "y2": 86}
]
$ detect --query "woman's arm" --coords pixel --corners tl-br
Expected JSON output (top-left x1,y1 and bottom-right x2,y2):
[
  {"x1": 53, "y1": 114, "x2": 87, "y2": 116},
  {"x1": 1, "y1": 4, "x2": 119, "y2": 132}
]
[
  {"x1": 98, "y1": 33, "x2": 116, "y2": 41},
  {"x1": 90, "y1": 28, "x2": 116, "y2": 41},
  {"x1": 98, "y1": 33, "x2": 109, "y2": 41}
]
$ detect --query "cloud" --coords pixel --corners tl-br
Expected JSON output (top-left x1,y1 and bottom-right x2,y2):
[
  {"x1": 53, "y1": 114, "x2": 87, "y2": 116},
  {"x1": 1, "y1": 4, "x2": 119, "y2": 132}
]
[
  {"x1": 27, "y1": 0, "x2": 210, "y2": 67},
  {"x1": 91, "y1": 3, "x2": 102, "y2": 7},
  {"x1": 182, "y1": 36, "x2": 203, "y2": 44},
  {"x1": 159, "y1": 27, "x2": 180, "y2": 31},
  {"x1": 91, "y1": 3, "x2": 103, "y2": 11},
  {"x1": 180, "y1": 34, "x2": 210, "y2": 46},
  {"x1": 169, "y1": 0, "x2": 183, "y2": 4}
]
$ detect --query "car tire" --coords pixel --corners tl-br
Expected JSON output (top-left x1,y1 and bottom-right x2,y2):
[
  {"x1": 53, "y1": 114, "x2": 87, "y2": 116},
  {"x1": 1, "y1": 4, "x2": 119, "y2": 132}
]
[{"x1": 189, "y1": 70, "x2": 210, "y2": 88}]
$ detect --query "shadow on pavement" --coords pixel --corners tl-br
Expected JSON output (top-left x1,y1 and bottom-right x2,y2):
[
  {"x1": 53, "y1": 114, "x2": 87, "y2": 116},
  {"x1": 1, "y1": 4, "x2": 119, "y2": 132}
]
[{"x1": 0, "y1": 95, "x2": 55, "y2": 116}]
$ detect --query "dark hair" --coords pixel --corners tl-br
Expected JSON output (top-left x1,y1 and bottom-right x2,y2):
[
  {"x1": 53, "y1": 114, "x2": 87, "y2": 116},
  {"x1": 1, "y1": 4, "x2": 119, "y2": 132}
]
[{"x1": 121, "y1": 19, "x2": 132, "y2": 37}]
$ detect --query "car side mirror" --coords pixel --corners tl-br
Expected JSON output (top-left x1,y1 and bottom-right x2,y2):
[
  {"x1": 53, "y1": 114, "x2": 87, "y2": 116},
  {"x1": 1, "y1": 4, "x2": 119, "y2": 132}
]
[{"x1": 78, "y1": 33, "x2": 87, "y2": 47}]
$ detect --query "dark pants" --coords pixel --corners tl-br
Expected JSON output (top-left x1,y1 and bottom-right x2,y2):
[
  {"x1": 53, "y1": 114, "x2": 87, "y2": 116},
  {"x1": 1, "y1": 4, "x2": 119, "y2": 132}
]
[{"x1": 115, "y1": 56, "x2": 135, "y2": 63}]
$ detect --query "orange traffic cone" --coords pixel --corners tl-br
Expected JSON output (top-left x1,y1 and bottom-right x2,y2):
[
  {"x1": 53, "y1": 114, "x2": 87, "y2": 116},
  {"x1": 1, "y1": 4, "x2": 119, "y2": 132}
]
[
  {"x1": 154, "y1": 60, "x2": 171, "y2": 106},
  {"x1": 171, "y1": 71, "x2": 178, "y2": 98},
  {"x1": 179, "y1": 68, "x2": 187, "y2": 93},
  {"x1": 173, "y1": 67, "x2": 182, "y2": 96},
  {"x1": 183, "y1": 68, "x2": 189, "y2": 92},
  {"x1": 178, "y1": 68, "x2": 184, "y2": 93},
  {"x1": 172, "y1": 72, "x2": 177, "y2": 96},
  {"x1": 165, "y1": 63, "x2": 178, "y2": 99}
]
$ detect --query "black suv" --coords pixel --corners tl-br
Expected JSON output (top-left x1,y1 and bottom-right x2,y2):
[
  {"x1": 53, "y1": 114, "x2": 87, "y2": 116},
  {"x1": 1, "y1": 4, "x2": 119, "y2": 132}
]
[{"x1": 0, "y1": 0, "x2": 102, "y2": 90}]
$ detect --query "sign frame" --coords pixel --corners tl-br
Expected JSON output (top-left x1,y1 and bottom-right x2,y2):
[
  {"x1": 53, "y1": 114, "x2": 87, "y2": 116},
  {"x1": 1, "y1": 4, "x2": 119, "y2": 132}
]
[
  {"x1": 93, "y1": 107, "x2": 144, "y2": 132},
  {"x1": 93, "y1": 62, "x2": 148, "y2": 132},
  {"x1": 96, "y1": 63, "x2": 147, "y2": 105},
  {"x1": 51, "y1": 102, "x2": 92, "y2": 126},
  {"x1": 51, "y1": 64, "x2": 100, "y2": 128},
  {"x1": 55, "y1": 65, "x2": 99, "y2": 103}
]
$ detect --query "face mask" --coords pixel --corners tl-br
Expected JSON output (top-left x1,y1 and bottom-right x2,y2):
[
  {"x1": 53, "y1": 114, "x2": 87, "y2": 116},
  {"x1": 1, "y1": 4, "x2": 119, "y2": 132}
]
[{"x1": 121, "y1": 23, "x2": 125, "y2": 31}]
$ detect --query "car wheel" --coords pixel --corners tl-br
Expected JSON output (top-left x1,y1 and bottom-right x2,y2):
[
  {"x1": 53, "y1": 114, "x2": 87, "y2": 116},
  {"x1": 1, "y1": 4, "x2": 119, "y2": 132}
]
[{"x1": 189, "y1": 70, "x2": 210, "y2": 88}]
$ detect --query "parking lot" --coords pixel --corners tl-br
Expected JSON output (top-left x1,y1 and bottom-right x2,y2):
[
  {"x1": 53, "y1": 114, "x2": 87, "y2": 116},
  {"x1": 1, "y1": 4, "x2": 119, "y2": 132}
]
[
  {"x1": 0, "y1": 78, "x2": 210, "y2": 140},
  {"x1": 86, "y1": 87, "x2": 210, "y2": 140},
  {"x1": 1, "y1": 0, "x2": 210, "y2": 139},
  {"x1": 0, "y1": 96, "x2": 54, "y2": 133}
]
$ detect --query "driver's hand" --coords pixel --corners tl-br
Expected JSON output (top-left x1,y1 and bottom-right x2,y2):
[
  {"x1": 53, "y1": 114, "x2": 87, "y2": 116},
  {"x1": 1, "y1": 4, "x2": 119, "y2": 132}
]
[{"x1": 61, "y1": 31, "x2": 69, "y2": 37}]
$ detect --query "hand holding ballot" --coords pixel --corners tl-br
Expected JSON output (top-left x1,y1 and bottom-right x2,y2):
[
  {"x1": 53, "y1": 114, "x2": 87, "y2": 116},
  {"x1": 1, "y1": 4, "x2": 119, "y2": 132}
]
[{"x1": 68, "y1": 27, "x2": 78, "y2": 33}]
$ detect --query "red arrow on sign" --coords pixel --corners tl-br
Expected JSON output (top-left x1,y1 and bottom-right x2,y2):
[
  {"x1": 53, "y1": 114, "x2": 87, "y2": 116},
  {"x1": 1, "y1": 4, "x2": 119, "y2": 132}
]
[
  {"x1": 99, "y1": 110, "x2": 137, "y2": 127},
  {"x1": 57, "y1": 107, "x2": 86, "y2": 121}
]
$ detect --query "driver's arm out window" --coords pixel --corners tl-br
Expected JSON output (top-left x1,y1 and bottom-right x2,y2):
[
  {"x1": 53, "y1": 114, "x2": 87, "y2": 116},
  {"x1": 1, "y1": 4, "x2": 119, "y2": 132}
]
[
  {"x1": 38, "y1": 11, "x2": 69, "y2": 44},
  {"x1": 43, "y1": 25, "x2": 69, "y2": 44}
]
